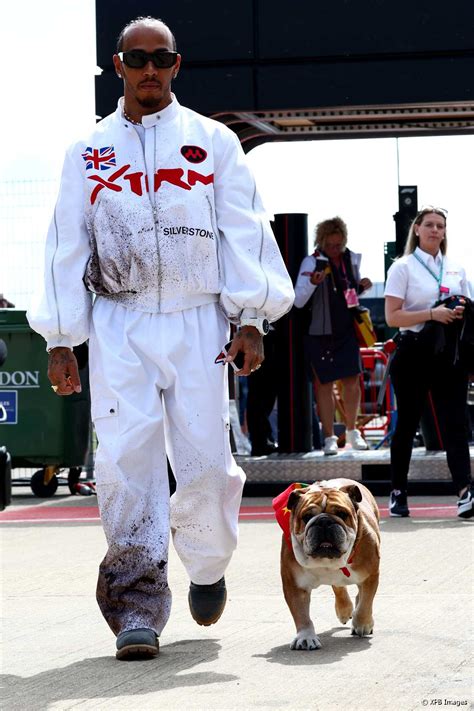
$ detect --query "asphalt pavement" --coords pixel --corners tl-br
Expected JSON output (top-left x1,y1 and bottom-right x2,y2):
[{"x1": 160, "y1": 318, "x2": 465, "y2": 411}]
[{"x1": 1, "y1": 486, "x2": 473, "y2": 711}]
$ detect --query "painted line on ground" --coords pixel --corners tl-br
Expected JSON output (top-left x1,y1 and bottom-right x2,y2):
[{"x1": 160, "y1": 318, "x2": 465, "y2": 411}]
[{"x1": 0, "y1": 503, "x2": 458, "y2": 523}]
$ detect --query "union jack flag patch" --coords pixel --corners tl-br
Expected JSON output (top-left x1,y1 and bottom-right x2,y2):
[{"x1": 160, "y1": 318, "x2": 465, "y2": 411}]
[{"x1": 82, "y1": 145, "x2": 116, "y2": 171}]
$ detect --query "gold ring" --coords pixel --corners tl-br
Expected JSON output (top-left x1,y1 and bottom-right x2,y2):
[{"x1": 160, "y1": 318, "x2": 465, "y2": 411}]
[{"x1": 51, "y1": 385, "x2": 59, "y2": 392}]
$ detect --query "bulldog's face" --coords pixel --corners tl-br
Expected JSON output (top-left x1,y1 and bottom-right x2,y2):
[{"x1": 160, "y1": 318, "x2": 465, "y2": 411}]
[{"x1": 287, "y1": 484, "x2": 362, "y2": 570}]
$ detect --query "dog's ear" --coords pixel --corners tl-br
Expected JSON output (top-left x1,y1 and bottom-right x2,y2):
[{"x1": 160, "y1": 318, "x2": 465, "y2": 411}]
[
  {"x1": 341, "y1": 484, "x2": 362, "y2": 506},
  {"x1": 287, "y1": 489, "x2": 305, "y2": 511}
]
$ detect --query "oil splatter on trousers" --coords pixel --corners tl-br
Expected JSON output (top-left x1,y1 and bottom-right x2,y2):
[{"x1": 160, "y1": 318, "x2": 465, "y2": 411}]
[{"x1": 89, "y1": 298, "x2": 245, "y2": 636}]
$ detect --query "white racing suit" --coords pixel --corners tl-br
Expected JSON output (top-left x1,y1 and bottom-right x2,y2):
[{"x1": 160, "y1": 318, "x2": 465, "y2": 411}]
[{"x1": 28, "y1": 96, "x2": 294, "y2": 636}]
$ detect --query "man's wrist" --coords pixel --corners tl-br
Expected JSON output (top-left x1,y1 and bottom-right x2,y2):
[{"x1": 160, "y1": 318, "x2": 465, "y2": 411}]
[
  {"x1": 47, "y1": 346, "x2": 73, "y2": 354},
  {"x1": 239, "y1": 317, "x2": 270, "y2": 335},
  {"x1": 46, "y1": 335, "x2": 73, "y2": 352}
]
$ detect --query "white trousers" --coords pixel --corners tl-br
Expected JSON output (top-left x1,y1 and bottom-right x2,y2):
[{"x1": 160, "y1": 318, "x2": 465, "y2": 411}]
[{"x1": 89, "y1": 298, "x2": 245, "y2": 636}]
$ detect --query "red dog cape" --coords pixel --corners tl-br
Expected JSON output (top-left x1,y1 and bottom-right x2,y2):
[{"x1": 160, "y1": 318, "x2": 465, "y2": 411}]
[{"x1": 272, "y1": 482, "x2": 309, "y2": 549}]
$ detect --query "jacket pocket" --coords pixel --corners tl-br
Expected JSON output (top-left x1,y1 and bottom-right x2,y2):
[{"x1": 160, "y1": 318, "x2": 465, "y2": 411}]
[
  {"x1": 91, "y1": 397, "x2": 119, "y2": 423},
  {"x1": 221, "y1": 412, "x2": 233, "y2": 472},
  {"x1": 92, "y1": 398, "x2": 119, "y2": 485}
]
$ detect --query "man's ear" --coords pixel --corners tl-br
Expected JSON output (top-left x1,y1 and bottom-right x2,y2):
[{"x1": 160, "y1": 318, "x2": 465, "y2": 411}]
[{"x1": 112, "y1": 54, "x2": 123, "y2": 79}]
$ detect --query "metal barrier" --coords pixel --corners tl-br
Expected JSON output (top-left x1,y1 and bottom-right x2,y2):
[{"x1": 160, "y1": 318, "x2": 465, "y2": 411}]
[
  {"x1": 358, "y1": 347, "x2": 393, "y2": 436},
  {"x1": 333, "y1": 342, "x2": 396, "y2": 447}
]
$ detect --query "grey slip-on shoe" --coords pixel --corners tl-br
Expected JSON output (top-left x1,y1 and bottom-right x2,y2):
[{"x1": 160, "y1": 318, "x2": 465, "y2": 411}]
[
  {"x1": 188, "y1": 576, "x2": 227, "y2": 626},
  {"x1": 116, "y1": 627, "x2": 159, "y2": 661}
]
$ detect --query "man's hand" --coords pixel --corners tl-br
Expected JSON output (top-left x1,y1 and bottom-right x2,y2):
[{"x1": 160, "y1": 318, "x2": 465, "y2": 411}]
[
  {"x1": 359, "y1": 277, "x2": 373, "y2": 292},
  {"x1": 48, "y1": 347, "x2": 81, "y2": 395},
  {"x1": 226, "y1": 326, "x2": 264, "y2": 376}
]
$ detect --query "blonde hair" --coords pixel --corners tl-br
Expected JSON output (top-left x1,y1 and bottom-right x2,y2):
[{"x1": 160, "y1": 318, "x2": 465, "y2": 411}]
[
  {"x1": 314, "y1": 216, "x2": 348, "y2": 251},
  {"x1": 404, "y1": 208, "x2": 448, "y2": 256}
]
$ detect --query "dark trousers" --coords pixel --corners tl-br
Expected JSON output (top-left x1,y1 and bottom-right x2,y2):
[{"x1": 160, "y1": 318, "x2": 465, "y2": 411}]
[
  {"x1": 247, "y1": 331, "x2": 277, "y2": 451},
  {"x1": 390, "y1": 333, "x2": 471, "y2": 494}
]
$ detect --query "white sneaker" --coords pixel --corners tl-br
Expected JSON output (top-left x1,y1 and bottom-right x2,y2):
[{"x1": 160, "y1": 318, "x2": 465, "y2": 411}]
[
  {"x1": 457, "y1": 485, "x2": 474, "y2": 519},
  {"x1": 323, "y1": 435, "x2": 339, "y2": 456},
  {"x1": 346, "y1": 429, "x2": 369, "y2": 450}
]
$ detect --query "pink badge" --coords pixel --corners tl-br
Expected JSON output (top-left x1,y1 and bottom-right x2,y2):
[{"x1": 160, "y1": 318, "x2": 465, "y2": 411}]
[{"x1": 344, "y1": 287, "x2": 359, "y2": 308}]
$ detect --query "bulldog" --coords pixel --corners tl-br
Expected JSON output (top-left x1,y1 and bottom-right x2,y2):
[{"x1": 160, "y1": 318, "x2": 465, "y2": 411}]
[{"x1": 273, "y1": 478, "x2": 380, "y2": 650}]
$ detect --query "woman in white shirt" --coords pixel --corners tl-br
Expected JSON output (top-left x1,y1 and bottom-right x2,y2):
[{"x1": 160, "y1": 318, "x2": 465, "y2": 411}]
[{"x1": 384, "y1": 206, "x2": 473, "y2": 519}]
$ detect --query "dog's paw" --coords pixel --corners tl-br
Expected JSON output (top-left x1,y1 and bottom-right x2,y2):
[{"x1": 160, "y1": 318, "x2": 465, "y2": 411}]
[
  {"x1": 334, "y1": 586, "x2": 354, "y2": 625},
  {"x1": 351, "y1": 619, "x2": 374, "y2": 637},
  {"x1": 290, "y1": 629, "x2": 322, "y2": 651},
  {"x1": 336, "y1": 601, "x2": 353, "y2": 625}
]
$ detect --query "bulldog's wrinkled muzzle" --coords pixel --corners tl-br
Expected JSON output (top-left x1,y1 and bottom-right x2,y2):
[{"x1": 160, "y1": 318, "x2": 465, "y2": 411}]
[{"x1": 303, "y1": 514, "x2": 348, "y2": 559}]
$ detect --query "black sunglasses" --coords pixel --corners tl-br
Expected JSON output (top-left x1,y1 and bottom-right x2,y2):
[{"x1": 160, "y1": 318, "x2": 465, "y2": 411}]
[{"x1": 118, "y1": 49, "x2": 178, "y2": 69}]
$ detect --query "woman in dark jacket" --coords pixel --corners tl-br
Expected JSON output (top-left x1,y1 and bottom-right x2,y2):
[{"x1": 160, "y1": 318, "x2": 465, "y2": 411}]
[{"x1": 294, "y1": 216, "x2": 372, "y2": 455}]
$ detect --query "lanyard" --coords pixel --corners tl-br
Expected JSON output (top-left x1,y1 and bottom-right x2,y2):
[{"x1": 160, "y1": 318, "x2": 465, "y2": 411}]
[
  {"x1": 339, "y1": 258, "x2": 348, "y2": 283},
  {"x1": 332, "y1": 255, "x2": 350, "y2": 286},
  {"x1": 413, "y1": 252, "x2": 444, "y2": 293}
]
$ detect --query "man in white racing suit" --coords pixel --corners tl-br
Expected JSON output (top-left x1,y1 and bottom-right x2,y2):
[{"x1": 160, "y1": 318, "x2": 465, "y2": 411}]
[{"x1": 28, "y1": 16, "x2": 294, "y2": 660}]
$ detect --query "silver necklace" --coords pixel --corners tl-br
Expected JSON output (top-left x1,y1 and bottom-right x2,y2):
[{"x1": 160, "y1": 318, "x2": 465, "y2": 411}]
[{"x1": 123, "y1": 109, "x2": 142, "y2": 126}]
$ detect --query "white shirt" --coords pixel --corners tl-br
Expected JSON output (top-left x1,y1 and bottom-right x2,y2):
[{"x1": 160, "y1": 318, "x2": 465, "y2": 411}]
[{"x1": 384, "y1": 247, "x2": 471, "y2": 333}]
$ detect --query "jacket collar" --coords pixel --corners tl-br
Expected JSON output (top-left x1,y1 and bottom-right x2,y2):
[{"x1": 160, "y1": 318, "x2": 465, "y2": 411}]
[{"x1": 116, "y1": 94, "x2": 180, "y2": 128}]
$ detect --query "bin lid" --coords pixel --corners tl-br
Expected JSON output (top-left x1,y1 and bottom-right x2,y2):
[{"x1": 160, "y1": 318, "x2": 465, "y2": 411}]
[{"x1": 0, "y1": 309, "x2": 29, "y2": 328}]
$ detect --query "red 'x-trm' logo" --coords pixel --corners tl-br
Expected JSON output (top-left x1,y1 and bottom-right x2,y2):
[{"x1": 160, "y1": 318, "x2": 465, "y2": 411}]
[{"x1": 87, "y1": 165, "x2": 214, "y2": 204}]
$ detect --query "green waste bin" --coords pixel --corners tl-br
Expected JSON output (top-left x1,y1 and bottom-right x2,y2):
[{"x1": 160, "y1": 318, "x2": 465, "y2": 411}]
[{"x1": 0, "y1": 309, "x2": 91, "y2": 495}]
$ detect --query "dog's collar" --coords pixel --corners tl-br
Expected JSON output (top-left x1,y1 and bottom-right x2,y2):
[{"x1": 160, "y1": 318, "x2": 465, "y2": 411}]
[
  {"x1": 272, "y1": 482, "x2": 359, "y2": 577},
  {"x1": 339, "y1": 540, "x2": 358, "y2": 577}
]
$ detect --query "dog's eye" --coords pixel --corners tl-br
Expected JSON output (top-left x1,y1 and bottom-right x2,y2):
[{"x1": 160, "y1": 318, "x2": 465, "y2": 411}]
[
  {"x1": 302, "y1": 513, "x2": 314, "y2": 525},
  {"x1": 335, "y1": 510, "x2": 349, "y2": 520}
]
